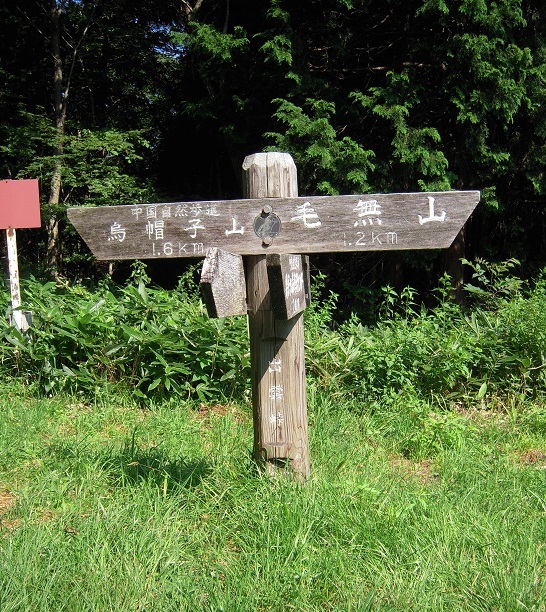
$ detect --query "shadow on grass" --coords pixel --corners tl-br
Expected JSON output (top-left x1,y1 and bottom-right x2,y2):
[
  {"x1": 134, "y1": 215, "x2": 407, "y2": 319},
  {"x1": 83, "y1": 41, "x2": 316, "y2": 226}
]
[
  {"x1": 111, "y1": 442, "x2": 212, "y2": 491},
  {"x1": 45, "y1": 432, "x2": 212, "y2": 494}
]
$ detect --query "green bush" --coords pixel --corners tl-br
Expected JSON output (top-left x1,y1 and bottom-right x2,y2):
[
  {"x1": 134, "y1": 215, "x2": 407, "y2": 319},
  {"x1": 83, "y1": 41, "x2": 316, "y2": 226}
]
[
  {"x1": 306, "y1": 269, "x2": 540, "y2": 402},
  {"x1": 496, "y1": 280, "x2": 546, "y2": 391},
  {"x1": 2, "y1": 260, "x2": 546, "y2": 407},
  {"x1": 0, "y1": 275, "x2": 249, "y2": 402}
]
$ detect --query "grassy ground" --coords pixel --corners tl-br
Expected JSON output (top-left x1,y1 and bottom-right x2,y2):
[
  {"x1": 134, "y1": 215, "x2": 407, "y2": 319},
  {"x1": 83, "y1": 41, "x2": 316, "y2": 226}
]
[{"x1": 1, "y1": 381, "x2": 545, "y2": 611}]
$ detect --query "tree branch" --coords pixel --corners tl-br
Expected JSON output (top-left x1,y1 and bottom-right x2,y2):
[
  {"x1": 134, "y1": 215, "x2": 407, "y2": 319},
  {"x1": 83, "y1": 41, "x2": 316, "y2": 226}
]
[{"x1": 182, "y1": 0, "x2": 206, "y2": 22}]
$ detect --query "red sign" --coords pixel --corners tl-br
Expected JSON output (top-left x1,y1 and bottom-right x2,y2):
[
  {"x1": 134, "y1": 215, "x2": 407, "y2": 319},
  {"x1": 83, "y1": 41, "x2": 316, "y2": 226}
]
[{"x1": 0, "y1": 179, "x2": 41, "y2": 229}]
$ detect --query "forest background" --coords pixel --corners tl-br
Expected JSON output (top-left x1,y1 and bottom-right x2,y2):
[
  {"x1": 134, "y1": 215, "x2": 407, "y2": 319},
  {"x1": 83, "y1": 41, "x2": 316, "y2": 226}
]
[{"x1": 2, "y1": 0, "x2": 546, "y2": 298}]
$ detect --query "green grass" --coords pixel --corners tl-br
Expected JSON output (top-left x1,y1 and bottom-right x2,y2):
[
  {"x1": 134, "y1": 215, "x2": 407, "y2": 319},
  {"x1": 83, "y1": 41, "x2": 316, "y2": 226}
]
[{"x1": 1, "y1": 381, "x2": 545, "y2": 611}]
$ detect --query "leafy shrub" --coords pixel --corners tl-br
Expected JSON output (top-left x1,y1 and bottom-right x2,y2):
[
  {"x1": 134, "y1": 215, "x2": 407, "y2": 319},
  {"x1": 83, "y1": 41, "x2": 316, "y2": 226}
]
[
  {"x1": 306, "y1": 269, "x2": 536, "y2": 402},
  {"x1": 496, "y1": 278, "x2": 546, "y2": 391},
  {"x1": 0, "y1": 274, "x2": 249, "y2": 402},
  {"x1": 462, "y1": 257, "x2": 523, "y2": 309},
  {"x1": 2, "y1": 259, "x2": 546, "y2": 407}
]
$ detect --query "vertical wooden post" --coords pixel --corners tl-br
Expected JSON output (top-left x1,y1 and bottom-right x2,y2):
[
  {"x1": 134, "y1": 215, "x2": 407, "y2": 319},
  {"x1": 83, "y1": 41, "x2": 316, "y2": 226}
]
[
  {"x1": 6, "y1": 228, "x2": 29, "y2": 332},
  {"x1": 242, "y1": 152, "x2": 310, "y2": 481}
]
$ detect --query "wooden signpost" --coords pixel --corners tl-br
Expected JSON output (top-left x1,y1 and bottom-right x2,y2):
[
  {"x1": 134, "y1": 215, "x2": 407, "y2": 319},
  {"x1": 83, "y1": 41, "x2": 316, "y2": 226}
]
[
  {"x1": 68, "y1": 152, "x2": 480, "y2": 480},
  {"x1": 0, "y1": 179, "x2": 41, "y2": 332}
]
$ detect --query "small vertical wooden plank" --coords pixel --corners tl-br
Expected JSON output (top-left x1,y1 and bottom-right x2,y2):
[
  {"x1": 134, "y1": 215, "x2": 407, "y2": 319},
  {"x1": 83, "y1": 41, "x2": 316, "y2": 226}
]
[
  {"x1": 200, "y1": 247, "x2": 247, "y2": 318},
  {"x1": 266, "y1": 254, "x2": 308, "y2": 320},
  {"x1": 243, "y1": 152, "x2": 310, "y2": 480},
  {"x1": 6, "y1": 228, "x2": 29, "y2": 332}
]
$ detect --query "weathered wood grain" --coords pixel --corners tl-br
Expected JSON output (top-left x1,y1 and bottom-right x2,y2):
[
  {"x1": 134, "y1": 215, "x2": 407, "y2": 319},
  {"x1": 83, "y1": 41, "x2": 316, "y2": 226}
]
[
  {"x1": 244, "y1": 152, "x2": 310, "y2": 481},
  {"x1": 67, "y1": 190, "x2": 480, "y2": 260},
  {"x1": 266, "y1": 254, "x2": 310, "y2": 320},
  {"x1": 200, "y1": 248, "x2": 247, "y2": 318}
]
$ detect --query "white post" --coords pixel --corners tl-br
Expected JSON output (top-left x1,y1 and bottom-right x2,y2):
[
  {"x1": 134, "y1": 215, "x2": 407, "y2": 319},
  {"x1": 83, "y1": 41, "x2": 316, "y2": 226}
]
[{"x1": 6, "y1": 228, "x2": 29, "y2": 332}]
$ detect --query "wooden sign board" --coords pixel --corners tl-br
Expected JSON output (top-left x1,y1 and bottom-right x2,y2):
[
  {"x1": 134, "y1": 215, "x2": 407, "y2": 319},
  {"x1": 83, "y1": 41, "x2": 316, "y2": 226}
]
[
  {"x1": 67, "y1": 150, "x2": 481, "y2": 482},
  {"x1": 266, "y1": 254, "x2": 311, "y2": 320},
  {"x1": 67, "y1": 191, "x2": 480, "y2": 261},
  {"x1": 0, "y1": 179, "x2": 41, "y2": 229}
]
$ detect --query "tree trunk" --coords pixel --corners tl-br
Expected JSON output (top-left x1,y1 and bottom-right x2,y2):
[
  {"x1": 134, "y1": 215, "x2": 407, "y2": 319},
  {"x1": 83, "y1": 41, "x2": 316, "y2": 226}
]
[{"x1": 47, "y1": 0, "x2": 66, "y2": 276}]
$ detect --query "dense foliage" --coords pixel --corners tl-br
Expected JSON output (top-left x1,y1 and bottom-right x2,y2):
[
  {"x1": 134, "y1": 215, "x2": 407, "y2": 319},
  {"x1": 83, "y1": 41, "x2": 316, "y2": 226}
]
[
  {"x1": 0, "y1": 269, "x2": 249, "y2": 402},
  {"x1": 1, "y1": 1, "x2": 546, "y2": 280},
  {"x1": 1, "y1": 266, "x2": 545, "y2": 408}
]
